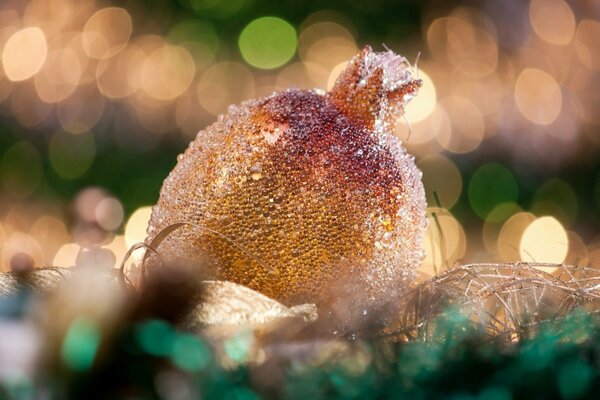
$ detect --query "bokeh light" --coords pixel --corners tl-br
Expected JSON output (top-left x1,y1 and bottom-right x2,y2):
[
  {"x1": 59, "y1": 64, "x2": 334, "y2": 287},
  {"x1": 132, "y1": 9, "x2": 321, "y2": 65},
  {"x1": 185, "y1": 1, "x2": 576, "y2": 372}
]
[
  {"x1": 48, "y1": 131, "x2": 96, "y2": 180},
  {"x1": 404, "y1": 70, "x2": 436, "y2": 123},
  {"x1": 31, "y1": 216, "x2": 70, "y2": 266},
  {"x1": 168, "y1": 20, "x2": 219, "y2": 68},
  {"x1": 520, "y1": 216, "x2": 569, "y2": 264},
  {"x1": 82, "y1": 8, "x2": 132, "y2": 60},
  {"x1": 482, "y1": 202, "x2": 520, "y2": 254},
  {"x1": 565, "y1": 231, "x2": 588, "y2": 266},
  {"x1": 299, "y1": 21, "x2": 357, "y2": 71},
  {"x1": 326, "y1": 61, "x2": 348, "y2": 90},
  {"x1": 1, "y1": 232, "x2": 43, "y2": 271},
  {"x1": 514, "y1": 68, "x2": 562, "y2": 125},
  {"x1": 125, "y1": 207, "x2": 153, "y2": 248},
  {"x1": 238, "y1": 17, "x2": 297, "y2": 70},
  {"x1": 437, "y1": 96, "x2": 484, "y2": 153},
  {"x1": 529, "y1": 0, "x2": 575, "y2": 46},
  {"x1": 140, "y1": 44, "x2": 196, "y2": 101},
  {"x1": 11, "y1": 83, "x2": 53, "y2": 128},
  {"x1": 2, "y1": 27, "x2": 47, "y2": 82},
  {"x1": 417, "y1": 155, "x2": 462, "y2": 209},
  {"x1": 575, "y1": 20, "x2": 600, "y2": 71},
  {"x1": 531, "y1": 179, "x2": 578, "y2": 227},
  {"x1": 197, "y1": 62, "x2": 255, "y2": 115},
  {"x1": 103, "y1": 235, "x2": 127, "y2": 269},
  {"x1": 468, "y1": 163, "x2": 518, "y2": 221},
  {"x1": 95, "y1": 198, "x2": 124, "y2": 232},
  {"x1": 418, "y1": 208, "x2": 466, "y2": 282},
  {"x1": 57, "y1": 85, "x2": 105, "y2": 134},
  {"x1": 53, "y1": 243, "x2": 81, "y2": 268},
  {"x1": 0, "y1": 142, "x2": 42, "y2": 199},
  {"x1": 34, "y1": 42, "x2": 81, "y2": 103},
  {"x1": 497, "y1": 212, "x2": 536, "y2": 262},
  {"x1": 74, "y1": 188, "x2": 108, "y2": 223},
  {"x1": 277, "y1": 61, "x2": 328, "y2": 91}
]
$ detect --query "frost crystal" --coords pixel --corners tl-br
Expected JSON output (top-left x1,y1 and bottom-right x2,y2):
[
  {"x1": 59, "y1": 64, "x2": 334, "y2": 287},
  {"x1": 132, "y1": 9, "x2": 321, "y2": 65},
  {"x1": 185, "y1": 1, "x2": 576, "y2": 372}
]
[{"x1": 147, "y1": 46, "x2": 427, "y2": 329}]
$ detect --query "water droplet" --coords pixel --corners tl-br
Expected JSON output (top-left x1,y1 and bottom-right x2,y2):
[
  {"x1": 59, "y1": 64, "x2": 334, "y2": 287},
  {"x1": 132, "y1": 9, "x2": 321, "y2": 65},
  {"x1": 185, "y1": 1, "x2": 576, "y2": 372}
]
[
  {"x1": 220, "y1": 215, "x2": 234, "y2": 227},
  {"x1": 271, "y1": 195, "x2": 282, "y2": 204},
  {"x1": 381, "y1": 232, "x2": 393, "y2": 248},
  {"x1": 249, "y1": 164, "x2": 262, "y2": 181}
]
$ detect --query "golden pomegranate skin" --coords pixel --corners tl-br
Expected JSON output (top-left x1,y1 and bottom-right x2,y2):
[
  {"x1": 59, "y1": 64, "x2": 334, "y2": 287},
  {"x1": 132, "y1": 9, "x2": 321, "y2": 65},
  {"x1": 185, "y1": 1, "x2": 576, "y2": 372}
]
[{"x1": 147, "y1": 46, "x2": 427, "y2": 326}]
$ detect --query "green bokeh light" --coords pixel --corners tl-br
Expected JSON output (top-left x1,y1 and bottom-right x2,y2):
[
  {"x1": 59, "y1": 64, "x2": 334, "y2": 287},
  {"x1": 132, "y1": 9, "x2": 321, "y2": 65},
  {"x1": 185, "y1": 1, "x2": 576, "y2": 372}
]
[
  {"x1": 3, "y1": 376, "x2": 34, "y2": 400},
  {"x1": 238, "y1": 17, "x2": 297, "y2": 70},
  {"x1": 223, "y1": 331, "x2": 252, "y2": 363},
  {"x1": 171, "y1": 333, "x2": 210, "y2": 372},
  {"x1": 0, "y1": 141, "x2": 42, "y2": 199},
  {"x1": 61, "y1": 318, "x2": 101, "y2": 371},
  {"x1": 168, "y1": 19, "x2": 219, "y2": 67},
  {"x1": 468, "y1": 163, "x2": 518, "y2": 220},
  {"x1": 532, "y1": 179, "x2": 578, "y2": 226},
  {"x1": 486, "y1": 202, "x2": 519, "y2": 223},
  {"x1": 48, "y1": 131, "x2": 96, "y2": 180},
  {"x1": 135, "y1": 319, "x2": 174, "y2": 357},
  {"x1": 558, "y1": 359, "x2": 592, "y2": 399}
]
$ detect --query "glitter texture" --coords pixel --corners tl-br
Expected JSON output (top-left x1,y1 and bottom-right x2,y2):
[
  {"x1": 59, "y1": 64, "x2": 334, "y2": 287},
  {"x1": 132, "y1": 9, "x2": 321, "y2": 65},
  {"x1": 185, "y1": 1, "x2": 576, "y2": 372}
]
[{"x1": 147, "y1": 46, "x2": 427, "y2": 328}]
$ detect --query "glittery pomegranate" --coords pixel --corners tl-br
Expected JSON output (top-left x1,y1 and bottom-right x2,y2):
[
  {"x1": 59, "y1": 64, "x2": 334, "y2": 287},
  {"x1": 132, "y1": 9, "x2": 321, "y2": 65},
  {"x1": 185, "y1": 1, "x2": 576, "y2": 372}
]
[{"x1": 147, "y1": 46, "x2": 427, "y2": 326}]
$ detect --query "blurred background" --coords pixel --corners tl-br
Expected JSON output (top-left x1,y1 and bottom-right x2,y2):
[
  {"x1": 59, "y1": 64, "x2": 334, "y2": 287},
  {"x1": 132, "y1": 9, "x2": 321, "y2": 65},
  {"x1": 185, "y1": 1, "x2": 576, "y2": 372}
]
[{"x1": 0, "y1": 0, "x2": 599, "y2": 280}]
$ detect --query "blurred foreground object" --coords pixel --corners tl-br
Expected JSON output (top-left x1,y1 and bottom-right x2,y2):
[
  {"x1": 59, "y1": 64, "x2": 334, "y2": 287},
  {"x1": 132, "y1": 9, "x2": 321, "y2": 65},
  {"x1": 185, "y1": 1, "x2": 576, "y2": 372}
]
[{"x1": 2, "y1": 261, "x2": 600, "y2": 397}]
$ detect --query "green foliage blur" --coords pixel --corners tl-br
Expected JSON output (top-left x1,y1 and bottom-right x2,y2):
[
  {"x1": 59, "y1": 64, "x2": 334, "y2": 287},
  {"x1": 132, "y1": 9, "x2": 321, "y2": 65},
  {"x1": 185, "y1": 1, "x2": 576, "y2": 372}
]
[{"x1": 9, "y1": 306, "x2": 600, "y2": 399}]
